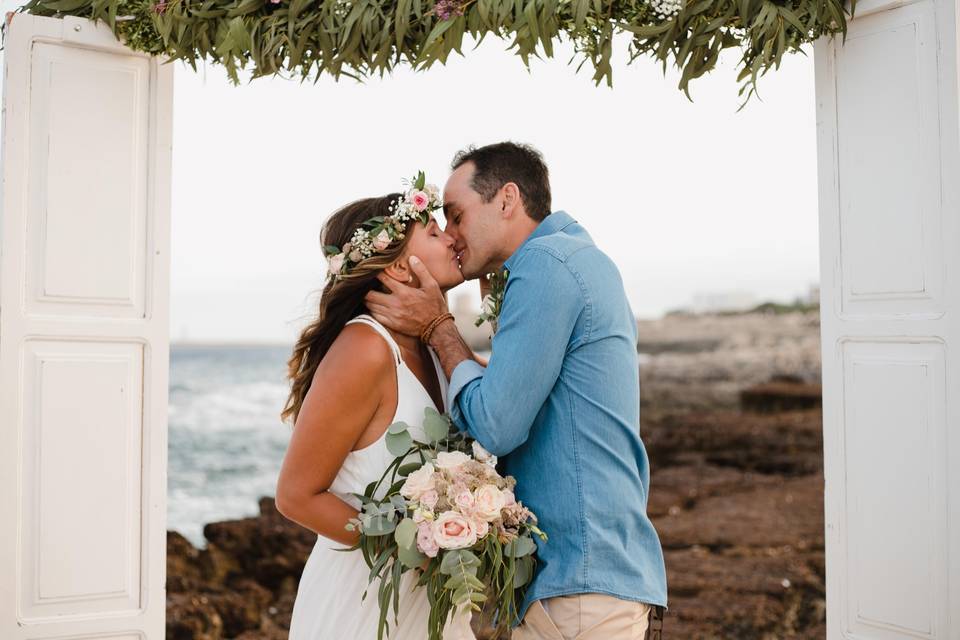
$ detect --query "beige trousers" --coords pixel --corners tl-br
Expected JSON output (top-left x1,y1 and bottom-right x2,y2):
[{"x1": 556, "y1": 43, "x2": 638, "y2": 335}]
[{"x1": 512, "y1": 593, "x2": 652, "y2": 640}]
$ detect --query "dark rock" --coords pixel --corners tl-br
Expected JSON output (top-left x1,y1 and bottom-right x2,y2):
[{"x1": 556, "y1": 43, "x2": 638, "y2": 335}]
[
  {"x1": 166, "y1": 592, "x2": 224, "y2": 640},
  {"x1": 167, "y1": 499, "x2": 316, "y2": 638},
  {"x1": 653, "y1": 473, "x2": 824, "y2": 550},
  {"x1": 740, "y1": 380, "x2": 822, "y2": 413},
  {"x1": 644, "y1": 408, "x2": 823, "y2": 476}
]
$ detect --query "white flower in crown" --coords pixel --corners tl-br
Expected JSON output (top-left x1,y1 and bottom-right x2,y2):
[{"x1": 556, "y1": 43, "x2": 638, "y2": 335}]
[{"x1": 323, "y1": 171, "x2": 443, "y2": 280}]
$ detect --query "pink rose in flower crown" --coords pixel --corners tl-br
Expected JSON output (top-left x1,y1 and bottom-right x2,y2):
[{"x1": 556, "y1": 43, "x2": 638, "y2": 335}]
[
  {"x1": 409, "y1": 190, "x2": 430, "y2": 212},
  {"x1": 502, "y1": 489, "x2": 517, "y2": 506},
  {"x1": 417, "y1": 522, "x2": 440, "y2": 557},
  {"x1": 432, "y1": 511, "x2": 478, "y2": 549},
  {"x1": 372, "y1": 230, "x2": 392, "y2": 251}
]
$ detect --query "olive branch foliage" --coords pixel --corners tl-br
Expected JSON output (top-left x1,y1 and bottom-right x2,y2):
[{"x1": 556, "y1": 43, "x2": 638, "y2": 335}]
[{"x1": 10, "y1": 0, "x2": 854, "y2": 107}]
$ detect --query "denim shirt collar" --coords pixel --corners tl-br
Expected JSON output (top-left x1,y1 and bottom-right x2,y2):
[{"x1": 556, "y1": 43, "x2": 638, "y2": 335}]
[{"x1": 503, "y1": 210, "x2": 576, "y2": 272}]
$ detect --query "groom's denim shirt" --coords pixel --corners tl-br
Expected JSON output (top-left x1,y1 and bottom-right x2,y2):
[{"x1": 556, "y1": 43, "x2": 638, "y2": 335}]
[{"x1": 448, "y1": 211, "x2": 668, "y2": 625}]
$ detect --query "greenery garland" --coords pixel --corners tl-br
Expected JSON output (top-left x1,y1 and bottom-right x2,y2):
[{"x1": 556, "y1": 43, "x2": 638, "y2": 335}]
[{"x1": 8, "y1": 0, "x2": 853, "y2": 104}]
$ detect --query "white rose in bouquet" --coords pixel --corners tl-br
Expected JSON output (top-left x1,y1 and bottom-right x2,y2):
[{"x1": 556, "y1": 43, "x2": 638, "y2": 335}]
[{"x1": 400, "y1": 462, "x2": 436, "y2": 500}]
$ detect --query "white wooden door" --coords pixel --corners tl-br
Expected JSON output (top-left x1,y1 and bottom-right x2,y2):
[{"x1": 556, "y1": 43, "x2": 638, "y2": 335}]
[
  {"x1": 815, "y1": 0, "x2": 960, "y2": 637},
  {"x1": 0, "y1": 13, "x2": 172, "y2": 640}
]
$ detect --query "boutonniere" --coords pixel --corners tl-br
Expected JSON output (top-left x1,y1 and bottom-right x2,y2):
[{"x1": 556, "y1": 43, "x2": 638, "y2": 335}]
[{"x1": 475, "y1": 269, "x2": 509, "y2": 334}]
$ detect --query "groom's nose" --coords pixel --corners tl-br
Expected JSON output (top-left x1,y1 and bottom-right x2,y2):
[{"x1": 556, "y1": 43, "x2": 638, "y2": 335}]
[{"x1": 444, "y1": 228, "x2": 461, "y2": 246}]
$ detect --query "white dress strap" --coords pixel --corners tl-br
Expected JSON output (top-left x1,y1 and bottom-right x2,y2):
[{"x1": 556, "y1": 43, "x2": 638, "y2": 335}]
[{"x1": 345, "y1": 314, "x2": 402, "y2": 366}]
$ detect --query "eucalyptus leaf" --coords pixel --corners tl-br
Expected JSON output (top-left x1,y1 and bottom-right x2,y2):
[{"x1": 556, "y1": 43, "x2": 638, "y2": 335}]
[
  {"x1": 387, "y1": 421, "x2": 410, "y2": 435},
  {"x1": 443, "y1": 574, "x2": 463, "y2": 590},
  {"x1": 364, "y1": 515, "x2": 396, "y2": 537},
  {"x1": 423, "y1": 410, "x2": 450, "y2": 443},
  {"x1": 439, "y1": 549, "x2": 462, "y2": 575},
  {"x1": 397, "y1": 542, "x2": 426, "y2": 569},
  {"x1": 394, "y1": 518, "x2": 418, "y2": 550},
  {"x1": 385, "y1": 430, "x2": 413, "y2": 457},
  {"x1": 389, "y1": 494, "x2": 408, "y2": 513},
  {"x1": 504, "y1": 536, "x2": 536, "y2": 558},
  {"x1": 513, "y1": 555, "x2": 533, "y2": 587}
]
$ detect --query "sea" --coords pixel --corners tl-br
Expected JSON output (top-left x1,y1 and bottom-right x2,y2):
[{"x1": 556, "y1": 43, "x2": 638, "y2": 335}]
[
  {"x1": 169, "y1": 344, "x2": 643, "y2": 548},
  {"x1": 168, "y1": 344, "x2": 293, "y2": 547}
]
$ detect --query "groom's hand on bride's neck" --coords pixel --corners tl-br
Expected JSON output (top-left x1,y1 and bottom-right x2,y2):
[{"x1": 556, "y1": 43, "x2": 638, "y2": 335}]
[{"x1": 365, "y1": 256, "x2": 448, "y2": 337}]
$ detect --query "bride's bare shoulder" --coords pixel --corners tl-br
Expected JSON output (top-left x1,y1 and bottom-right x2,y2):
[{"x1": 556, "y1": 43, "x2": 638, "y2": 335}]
[{"x1": 316, "y1": 321, "x2": 395, "y2": 380}]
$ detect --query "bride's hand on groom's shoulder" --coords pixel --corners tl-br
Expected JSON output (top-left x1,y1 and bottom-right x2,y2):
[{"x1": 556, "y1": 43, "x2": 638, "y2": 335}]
[{"x1": 365, "y1": 256, "x2": 448, "y2": 337}]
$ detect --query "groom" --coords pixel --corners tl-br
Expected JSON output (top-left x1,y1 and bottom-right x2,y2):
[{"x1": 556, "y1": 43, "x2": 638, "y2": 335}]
[{"x1": 366, "y1": 142, "x2": 667, "y2": 639}]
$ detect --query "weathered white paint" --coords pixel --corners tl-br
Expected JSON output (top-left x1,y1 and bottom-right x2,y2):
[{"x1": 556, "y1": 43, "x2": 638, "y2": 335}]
[
  {"x1": 0, "y1": 13, "x2": 172, "y2": 640},
  {"x1": 815, "y1": 0, "x2": 960, "y2": 637}
]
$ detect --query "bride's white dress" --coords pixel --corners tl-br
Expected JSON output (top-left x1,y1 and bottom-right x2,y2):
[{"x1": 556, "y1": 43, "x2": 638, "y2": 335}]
[{"x1": 288, "y1": 314, "x2": 476, "y2": 640}]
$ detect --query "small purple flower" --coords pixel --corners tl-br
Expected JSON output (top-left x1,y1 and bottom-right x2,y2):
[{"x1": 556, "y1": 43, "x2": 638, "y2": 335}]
[
  {"x1": 434, "y1": 0, "x2": 464, "y2": 20},
  {"x1": 153, "y1": 0, "x2": 167, "y2": 13}
]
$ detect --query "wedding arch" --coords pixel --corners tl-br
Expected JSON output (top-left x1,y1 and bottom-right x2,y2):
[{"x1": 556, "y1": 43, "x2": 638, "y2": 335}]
[{"x1": 1, "y1": 0, "x2": 959, "y2": 638}]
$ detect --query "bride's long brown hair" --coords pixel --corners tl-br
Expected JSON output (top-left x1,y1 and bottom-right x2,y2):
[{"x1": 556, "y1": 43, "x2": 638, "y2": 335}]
[{"x1": 281, "y1": 193, "x2": 415, "y2": 425}]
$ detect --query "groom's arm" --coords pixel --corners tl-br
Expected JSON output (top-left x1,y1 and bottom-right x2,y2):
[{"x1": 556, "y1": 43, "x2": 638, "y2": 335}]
[
  {"x1": 426, "y1": 320, "x2": 477, "y2": 378},
  {"x1": 443, "y1": 248, "x2": 584, "y2": 457}
]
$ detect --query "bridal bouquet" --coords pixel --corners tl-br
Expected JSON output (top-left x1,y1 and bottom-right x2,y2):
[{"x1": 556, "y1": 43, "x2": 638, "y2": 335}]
[{"x1": 342, "y1": 407, "x2": 546, "y2": 640}]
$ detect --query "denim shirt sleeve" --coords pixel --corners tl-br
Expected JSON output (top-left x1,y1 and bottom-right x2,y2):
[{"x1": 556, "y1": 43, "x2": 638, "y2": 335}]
[{"x1": 447, "y1": 246, "x2": 586, "y2": 456}]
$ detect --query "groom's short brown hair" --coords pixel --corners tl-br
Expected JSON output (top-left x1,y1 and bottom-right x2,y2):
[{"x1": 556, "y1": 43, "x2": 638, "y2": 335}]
[{"x1": 451, "y1": 142, "x2": 552, "y2": 222}]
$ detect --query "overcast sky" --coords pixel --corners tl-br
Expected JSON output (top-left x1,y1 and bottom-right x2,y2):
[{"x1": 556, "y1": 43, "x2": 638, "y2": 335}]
[
  {"x1": 170, "y1": 37, "x2": 819, "y2": 344},
  {"x1": 0, "y1": 13, "x2": 820, "y2": 344}
]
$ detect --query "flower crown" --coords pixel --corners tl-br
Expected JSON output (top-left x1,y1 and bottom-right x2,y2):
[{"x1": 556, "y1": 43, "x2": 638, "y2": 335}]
[{"x1": 323, "y1": 171, "x2": 443, "y2": 279}]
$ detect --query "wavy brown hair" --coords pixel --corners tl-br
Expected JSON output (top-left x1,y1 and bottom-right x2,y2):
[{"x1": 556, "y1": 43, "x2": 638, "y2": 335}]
[{"x1": 281, "y1": 193, "x2": 414, "y2": 425}]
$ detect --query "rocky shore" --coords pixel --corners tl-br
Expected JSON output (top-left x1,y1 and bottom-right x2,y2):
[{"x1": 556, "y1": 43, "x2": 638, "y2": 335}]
[{"x1": 167, "y1": 310, "x2": 825, "y2": 639}]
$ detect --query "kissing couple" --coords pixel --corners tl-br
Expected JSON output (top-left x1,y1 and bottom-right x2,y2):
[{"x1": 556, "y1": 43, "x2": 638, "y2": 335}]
[{"x1": 276, "y1": 141, "x2": 668, "y2": 639}]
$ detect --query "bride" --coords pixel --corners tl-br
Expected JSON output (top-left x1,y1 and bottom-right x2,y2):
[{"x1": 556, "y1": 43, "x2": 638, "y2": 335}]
[{"x1": 276, "y1": 184, "x2": 476, "y2": 639}]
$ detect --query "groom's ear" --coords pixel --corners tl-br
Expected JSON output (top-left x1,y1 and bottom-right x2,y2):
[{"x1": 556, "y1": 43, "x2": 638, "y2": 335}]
[{"x1": 500, "y1": 182, "x2": 522, "y2": 218}]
